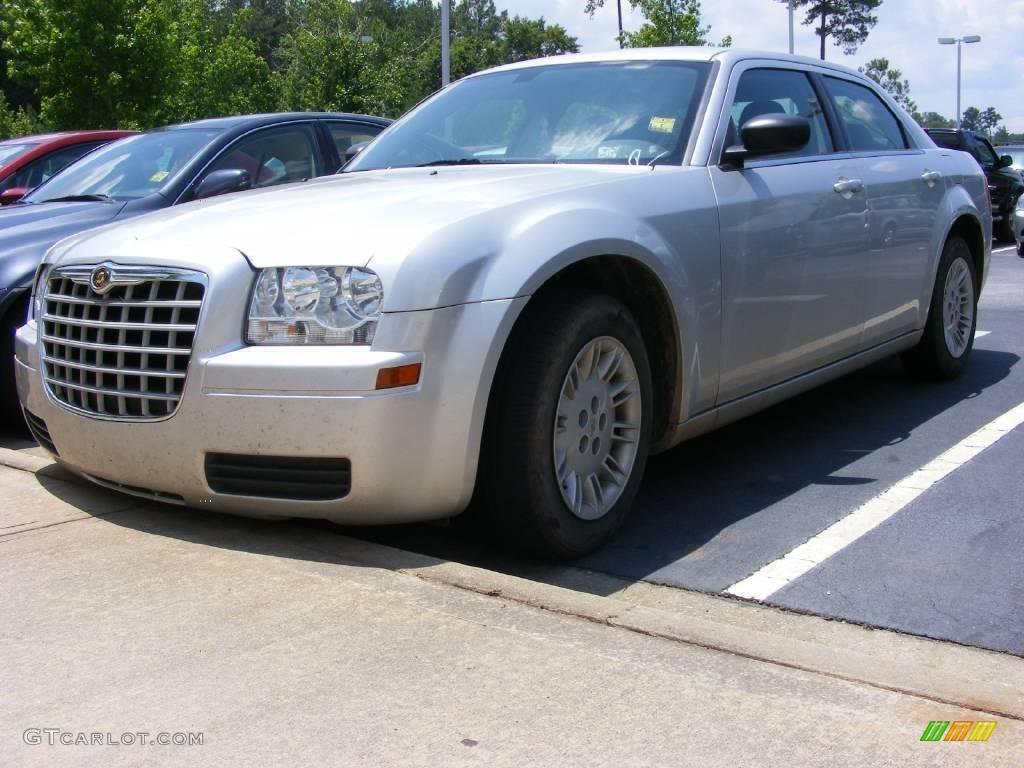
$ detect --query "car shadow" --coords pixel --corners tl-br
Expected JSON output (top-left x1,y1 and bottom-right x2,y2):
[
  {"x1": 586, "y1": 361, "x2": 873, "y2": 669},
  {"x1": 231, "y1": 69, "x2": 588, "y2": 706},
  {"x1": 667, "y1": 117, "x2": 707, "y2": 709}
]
[{"x1": 18, "y1": 348, "x2": 1020, "y2": 600}]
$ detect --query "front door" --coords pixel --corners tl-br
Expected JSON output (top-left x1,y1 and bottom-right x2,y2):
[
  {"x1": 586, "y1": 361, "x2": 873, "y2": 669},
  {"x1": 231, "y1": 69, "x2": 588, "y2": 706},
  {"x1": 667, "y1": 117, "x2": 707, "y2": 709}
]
[{"x1": 709, "y1": 65, "x2": 869, "y2": 403}]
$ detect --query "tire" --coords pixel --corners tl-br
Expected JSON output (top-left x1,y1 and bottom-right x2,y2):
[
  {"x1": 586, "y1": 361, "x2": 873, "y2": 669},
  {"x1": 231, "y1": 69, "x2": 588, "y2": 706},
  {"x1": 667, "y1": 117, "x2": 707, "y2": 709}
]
[
  {"x1": 1, "y1": 294, "x2": 30, "y2": 435},
  {"x1": 996, "y1": 204, "x2": 1016, "y2": 243},
  {"x1": 901, "y1": 236, "x2": 978, "y2": 380},
  {"x1": 473, "y1": 293, "x2": 653, "y2": 560}
]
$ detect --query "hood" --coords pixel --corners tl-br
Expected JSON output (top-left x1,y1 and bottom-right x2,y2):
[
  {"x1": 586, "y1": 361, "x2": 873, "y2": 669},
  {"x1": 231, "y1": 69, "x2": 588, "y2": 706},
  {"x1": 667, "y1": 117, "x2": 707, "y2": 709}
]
[
  {"x1": 0, "y1": 200, "x2": 126, "y2": 290},
  {"x1": 70, "y1": 165, "x2": 654, "y2": 269}
]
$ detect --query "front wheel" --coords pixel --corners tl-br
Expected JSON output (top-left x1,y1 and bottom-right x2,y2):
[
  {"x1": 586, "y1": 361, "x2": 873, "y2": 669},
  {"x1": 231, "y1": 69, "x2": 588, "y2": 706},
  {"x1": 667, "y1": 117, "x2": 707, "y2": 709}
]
[
  {"x1": 473, "y1": 293, "x2": 653, "y2": 560},
  {"x1": 901, "y1": 236, "x2": 977, "y2": 380}
]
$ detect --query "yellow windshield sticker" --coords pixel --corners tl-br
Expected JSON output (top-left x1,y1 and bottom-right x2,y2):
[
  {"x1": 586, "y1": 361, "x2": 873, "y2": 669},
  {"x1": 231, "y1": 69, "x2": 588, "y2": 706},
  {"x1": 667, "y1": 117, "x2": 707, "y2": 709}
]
[
  {"x1": 149, "y1": 170, "x2": 169, "y2": 183},
  {"x1": 649, "y1": 117, "x2": 676, "y2": 134}
]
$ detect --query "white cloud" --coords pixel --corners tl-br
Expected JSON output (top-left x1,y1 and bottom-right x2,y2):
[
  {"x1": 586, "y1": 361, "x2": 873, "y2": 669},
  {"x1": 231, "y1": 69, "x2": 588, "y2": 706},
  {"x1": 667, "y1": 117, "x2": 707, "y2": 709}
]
[{"x1": 489, "y1": 0, "x2": 1024, "y2": 131}]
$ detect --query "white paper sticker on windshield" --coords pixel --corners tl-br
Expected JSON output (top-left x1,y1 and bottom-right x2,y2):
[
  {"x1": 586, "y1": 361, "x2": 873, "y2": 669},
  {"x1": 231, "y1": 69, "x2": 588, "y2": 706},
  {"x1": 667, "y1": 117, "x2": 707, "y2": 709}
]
[{"x1": 649, "y1": 117, "x2": 676, "y2": 134}]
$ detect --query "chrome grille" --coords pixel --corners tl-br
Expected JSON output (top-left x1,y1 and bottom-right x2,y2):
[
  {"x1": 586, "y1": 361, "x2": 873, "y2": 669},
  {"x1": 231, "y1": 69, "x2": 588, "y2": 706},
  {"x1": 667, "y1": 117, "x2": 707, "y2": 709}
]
[{"x1": 41, "y1": 264, "x2": 206, "y2": 420}]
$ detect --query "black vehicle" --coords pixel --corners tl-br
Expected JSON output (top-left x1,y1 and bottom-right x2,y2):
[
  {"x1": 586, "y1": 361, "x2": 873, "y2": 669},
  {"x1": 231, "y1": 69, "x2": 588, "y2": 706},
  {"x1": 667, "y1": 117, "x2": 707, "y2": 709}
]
[
  {"x1": 925, "y1": 128, "x2": 1023, "y2": 242},
  {"x1": 0, "y1": 112, "x2": 390, "y2": 427}
]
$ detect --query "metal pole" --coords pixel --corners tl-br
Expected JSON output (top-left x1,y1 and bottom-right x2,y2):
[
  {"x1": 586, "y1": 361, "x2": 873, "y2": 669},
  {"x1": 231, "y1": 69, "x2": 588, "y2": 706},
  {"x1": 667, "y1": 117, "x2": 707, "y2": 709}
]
[
  {"x1": 788, "y1": 1, "x2": 794, "y2": 55},
  {"x1": 617, "y1": 0, "x2": 624, "y2": 49},
  {"x1": 955, "y1": 40, "x2": 961, "y2": 129},
  {"x1": 441, "y1": 0, "x2": 450, "y2": 87}
]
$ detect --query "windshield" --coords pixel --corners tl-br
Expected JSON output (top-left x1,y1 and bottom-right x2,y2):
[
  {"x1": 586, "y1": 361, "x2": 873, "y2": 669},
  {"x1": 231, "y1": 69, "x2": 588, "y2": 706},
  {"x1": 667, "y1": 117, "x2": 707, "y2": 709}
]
[
  {"x1": 0, "y1": 143, "x2": 38, "y2": 168},
  {"x1": 347, "y1": 61, "x2": 711, "y2": 171},
  {"x1": 24, "y1": 129, "x2": 219, "y2": 203}
]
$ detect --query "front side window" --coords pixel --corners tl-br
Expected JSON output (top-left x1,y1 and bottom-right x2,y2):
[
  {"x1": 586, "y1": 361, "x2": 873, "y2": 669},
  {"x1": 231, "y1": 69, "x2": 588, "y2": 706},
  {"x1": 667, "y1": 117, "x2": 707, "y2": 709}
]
[
  {"x1": 24, "y1": 130, "x2": 218, "y2": 203},
  {"x1": 823, "y1": 77, "x2": 908, "y2": 152},
  {"x1": 728, "y1": 68, "x2": 833, "y2": 158},
  {"x1": 0, "y1": 143, "x2": 39, "y2": 170},
  {"x1": 347, "y1": 61, "x2": 711, "y2": 170},
  {"x1": 327, "y1": 122, "x2": 384, "y2": 159},
  {"x1": 969, "y1": 136, "x2": 998, "y2": 166},
  {"x1": 208, "y1": 124, "x2": 320, "y2": 188},
  {"x1": 9, "y1": 143, "x2": 104, "y2": 189}
]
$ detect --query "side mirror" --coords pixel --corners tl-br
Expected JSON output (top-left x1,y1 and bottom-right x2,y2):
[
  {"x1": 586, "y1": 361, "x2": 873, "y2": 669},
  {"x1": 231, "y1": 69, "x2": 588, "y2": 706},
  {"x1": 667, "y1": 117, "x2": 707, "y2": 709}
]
[
  {"x1": 343, "y1": 141, "x2": 370, "y2": 166},
  {"x1": 996, "y1": 154, "x2": 1014, "y2": 169},
  {"x1": 0, "y1": 187, "x2": 30, "y2": 205},
  {"x1": 193, "y1": 169, "x2": 252, "y2": 200},
  {"x1": 722, "y1": 115, "x2": 811, "y2": 168}
]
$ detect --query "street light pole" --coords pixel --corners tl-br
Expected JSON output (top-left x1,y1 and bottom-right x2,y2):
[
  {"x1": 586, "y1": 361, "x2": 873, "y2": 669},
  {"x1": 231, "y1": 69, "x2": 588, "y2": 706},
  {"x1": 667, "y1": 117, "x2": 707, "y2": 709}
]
[
  {"x1": 938, "y1": 35, "x2": 981, "y2": 130},
  {"x1": 441, "y1": 0, "x2": 451, "y2": 88},
  {"x1": 788, "y1": 1, "x2": 794, "y2": 55}
]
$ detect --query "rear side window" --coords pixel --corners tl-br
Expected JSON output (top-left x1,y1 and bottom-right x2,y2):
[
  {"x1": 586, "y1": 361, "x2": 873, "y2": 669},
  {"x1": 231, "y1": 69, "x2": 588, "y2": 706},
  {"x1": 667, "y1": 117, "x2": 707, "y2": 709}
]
[
  {"x1": 728, "y1": 68, "x2": 833, "y2": 158},
  {"x1": 823, "y1": 77, "x2": 908, "y2": 152}
]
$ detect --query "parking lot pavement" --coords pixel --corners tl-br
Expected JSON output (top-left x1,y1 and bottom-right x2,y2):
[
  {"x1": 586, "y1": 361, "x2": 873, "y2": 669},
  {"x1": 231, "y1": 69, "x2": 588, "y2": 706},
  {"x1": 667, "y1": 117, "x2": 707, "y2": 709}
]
[
  {"x1": 356, "y1": 245, "x2": 1024, "y2": 656},
  {"x1": 2, "y1": 461, "x2": 1023, "y2": 767}
]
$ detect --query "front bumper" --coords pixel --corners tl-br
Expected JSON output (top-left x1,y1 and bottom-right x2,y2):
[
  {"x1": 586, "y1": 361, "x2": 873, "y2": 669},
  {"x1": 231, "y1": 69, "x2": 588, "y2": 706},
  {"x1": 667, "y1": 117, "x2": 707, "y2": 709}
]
[{"x1": 15, "y1": 297, "x2": 525, "y2": 524}]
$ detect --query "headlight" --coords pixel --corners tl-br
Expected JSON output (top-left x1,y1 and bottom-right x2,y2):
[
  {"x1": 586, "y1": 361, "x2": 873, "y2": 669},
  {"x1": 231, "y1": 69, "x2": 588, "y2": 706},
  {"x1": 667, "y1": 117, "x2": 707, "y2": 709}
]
[{"x1": 246, "y1": 266, "x2": 383, "y2": 345}]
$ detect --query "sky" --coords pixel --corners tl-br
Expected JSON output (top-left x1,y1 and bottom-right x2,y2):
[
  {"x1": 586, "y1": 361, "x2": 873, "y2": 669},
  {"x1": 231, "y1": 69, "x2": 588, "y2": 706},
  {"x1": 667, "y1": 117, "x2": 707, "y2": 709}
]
[{"x1": 489, "y1": 0, "x2": 1024, "y2": 132}]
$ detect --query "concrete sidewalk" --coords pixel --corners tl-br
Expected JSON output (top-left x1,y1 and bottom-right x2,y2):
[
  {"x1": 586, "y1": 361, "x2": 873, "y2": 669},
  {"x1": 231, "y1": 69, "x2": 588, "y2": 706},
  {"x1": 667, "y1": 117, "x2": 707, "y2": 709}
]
[{"x1": 1, "y1": 454, "x2": 1022, "y2": 767}]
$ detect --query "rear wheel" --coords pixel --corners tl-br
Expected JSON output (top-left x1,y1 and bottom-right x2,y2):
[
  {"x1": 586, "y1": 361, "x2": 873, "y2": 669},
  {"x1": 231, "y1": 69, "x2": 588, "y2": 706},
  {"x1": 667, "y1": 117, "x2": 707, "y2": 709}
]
[
  {"x1": 473, "y1": 293, "x2": 653, "y2": 560},
  {"x1": 901, "y1": 236, "x2": 977, "y2": 380}
]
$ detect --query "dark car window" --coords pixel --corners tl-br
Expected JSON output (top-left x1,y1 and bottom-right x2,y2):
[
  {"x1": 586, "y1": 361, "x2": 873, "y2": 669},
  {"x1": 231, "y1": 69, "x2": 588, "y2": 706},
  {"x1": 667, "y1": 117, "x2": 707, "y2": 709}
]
[
  {"x1": 208, "y1": 124, "x2": 320, "y2": 189},
  {"x1": 8, "y1": 142, "x2": 106, "y2": 189},
  {"x1": 928, "y1": 132, "x2": 959, "y2": 151},
  {"x1": 327, "y1": 122, "x2": 384, "y2": 158},
  {"x1": 823, "y1": 77, "x2": 908, "y2": 152},
  {"x1": 728, "y1": 68, "x2": 833, "y2": 158},
  {"x1": 970, "y1": 135, "x2": 998, "y2": 166},
  {"x1": 24, "y1": 129, "x2": 219, "y2": 203}
]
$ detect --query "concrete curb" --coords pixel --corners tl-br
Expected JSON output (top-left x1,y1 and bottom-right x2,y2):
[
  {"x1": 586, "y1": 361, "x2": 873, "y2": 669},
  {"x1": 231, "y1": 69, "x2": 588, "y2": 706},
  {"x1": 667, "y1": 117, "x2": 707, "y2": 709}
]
[{"x1": 3, "y1": 443, "x2": 1021, "y2": 720}]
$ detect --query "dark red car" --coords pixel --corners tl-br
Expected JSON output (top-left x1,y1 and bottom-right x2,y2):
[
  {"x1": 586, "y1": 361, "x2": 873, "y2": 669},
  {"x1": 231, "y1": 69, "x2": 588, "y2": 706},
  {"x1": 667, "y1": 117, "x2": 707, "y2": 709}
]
[{"x1": 0, "y1": 130, "x2": 136, "y2": 204}]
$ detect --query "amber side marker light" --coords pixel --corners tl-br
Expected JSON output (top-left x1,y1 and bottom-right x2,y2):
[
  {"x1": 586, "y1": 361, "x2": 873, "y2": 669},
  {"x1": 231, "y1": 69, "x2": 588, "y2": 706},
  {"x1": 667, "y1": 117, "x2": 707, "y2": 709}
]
[{"x1": 375, "y1": 363, "x2": 422, "y2": 390}]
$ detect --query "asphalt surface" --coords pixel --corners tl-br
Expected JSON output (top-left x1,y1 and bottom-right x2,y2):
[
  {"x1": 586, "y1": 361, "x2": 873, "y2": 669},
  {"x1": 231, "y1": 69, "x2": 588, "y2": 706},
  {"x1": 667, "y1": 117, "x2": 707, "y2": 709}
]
[
  {"x1": 354, "y1": 243, "x2": 1024, "y2": 656},
  {"x1": 4, "y1": 244, "x2": 1022, "y2": 659}
]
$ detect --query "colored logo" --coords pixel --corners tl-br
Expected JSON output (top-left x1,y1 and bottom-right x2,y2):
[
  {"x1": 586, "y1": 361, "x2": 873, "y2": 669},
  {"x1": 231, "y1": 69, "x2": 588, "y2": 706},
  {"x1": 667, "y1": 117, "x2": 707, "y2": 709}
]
[
  {"x1": 90, "y1": 266, "x2": 112, "y2": 293},
  {"x1": 920, "y1": 721, "x2": 996, "y2": 742}
]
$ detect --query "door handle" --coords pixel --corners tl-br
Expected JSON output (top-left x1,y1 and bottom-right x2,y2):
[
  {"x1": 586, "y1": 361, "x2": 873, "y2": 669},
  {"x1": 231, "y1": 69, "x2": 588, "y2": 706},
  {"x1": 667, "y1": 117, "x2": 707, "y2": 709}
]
[
  {"x1": 833, "y1": 178, "x2": 864, "y2": 196},
  {"x1": 921, "y1": 170, "x2": 943, "y2": 185}
]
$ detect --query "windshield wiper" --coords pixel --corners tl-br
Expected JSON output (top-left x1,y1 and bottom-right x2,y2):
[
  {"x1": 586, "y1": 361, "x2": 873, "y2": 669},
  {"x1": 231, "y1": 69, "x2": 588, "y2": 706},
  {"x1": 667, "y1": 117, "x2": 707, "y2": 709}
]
[
  {"x1": 416, "y1": 158, "x2": 483, "y2": 167},
  {"x1": 38, "y1": 193, "x2": 114, "y2": 203}
]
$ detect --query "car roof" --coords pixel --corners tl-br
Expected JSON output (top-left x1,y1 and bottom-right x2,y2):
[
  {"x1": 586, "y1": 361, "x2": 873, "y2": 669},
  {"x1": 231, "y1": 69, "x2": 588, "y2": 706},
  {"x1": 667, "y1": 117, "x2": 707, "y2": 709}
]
[
  {"x1": 473, "y1": 46, "x2": 873, "y2": 83},
  {"x1": 151, "y1": 112, "x2": 391, "y2": 134},
  {"x1": 0, "y1": 130, "x2": 134, "y2": 146}
]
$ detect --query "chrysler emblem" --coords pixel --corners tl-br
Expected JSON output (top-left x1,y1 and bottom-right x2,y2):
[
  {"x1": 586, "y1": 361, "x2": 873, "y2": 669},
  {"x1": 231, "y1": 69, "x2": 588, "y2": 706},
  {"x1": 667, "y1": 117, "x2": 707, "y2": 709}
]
[{"x1": 90, "y1": 266, "x2": 112, "y2": 293}]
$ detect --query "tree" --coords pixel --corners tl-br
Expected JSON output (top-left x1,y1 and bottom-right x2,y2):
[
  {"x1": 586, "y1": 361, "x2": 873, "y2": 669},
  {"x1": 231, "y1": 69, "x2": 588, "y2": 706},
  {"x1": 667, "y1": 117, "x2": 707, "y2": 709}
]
[
  {"x1": 0, "y1": 0, "x2": 180, "y2": 129},
  {"x1": 960, "y1": 107, "x2": 981, "y2": 132},
  {"x1": 977, "y1": 107, "x2": 1002, "y2": 137},
  {"x1": 584, "y1": 1, "x2": 625, "y2": 45},
  {"x1": 916, "y1": 111, "x2": 953, "y2": 130},
  {"x1": 780, "y1": 1, "x2": 882, "y2": 60},
  {"x1": 503, "y1": 17, "x2": 579, "y2": 63},
  {"x1": 620, "y1": 0, "x2": 721, "y2": 48},
  {"x1": 858, "y1": 58, "x2": 916, "y2": 117}
]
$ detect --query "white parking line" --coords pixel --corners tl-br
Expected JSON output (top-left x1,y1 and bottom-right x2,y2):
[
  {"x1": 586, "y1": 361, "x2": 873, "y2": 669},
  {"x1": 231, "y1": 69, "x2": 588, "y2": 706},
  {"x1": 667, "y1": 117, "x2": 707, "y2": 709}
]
[
  {"x1": 993, "y1": 245, "x2": 1016, "y2": 254},
  {"x1": 976, "y1": 330, "x2": 991, "y2": 338},
  {"x1": 726, "y1": 400, "x2": 1024, "y2": 602}
]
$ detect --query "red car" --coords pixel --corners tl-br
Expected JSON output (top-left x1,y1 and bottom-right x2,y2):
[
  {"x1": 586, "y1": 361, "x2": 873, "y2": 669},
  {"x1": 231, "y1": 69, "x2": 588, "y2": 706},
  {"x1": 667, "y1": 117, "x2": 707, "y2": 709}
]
[{"x1": 0, "y1": 130, "x2": 136, "y2": 204}]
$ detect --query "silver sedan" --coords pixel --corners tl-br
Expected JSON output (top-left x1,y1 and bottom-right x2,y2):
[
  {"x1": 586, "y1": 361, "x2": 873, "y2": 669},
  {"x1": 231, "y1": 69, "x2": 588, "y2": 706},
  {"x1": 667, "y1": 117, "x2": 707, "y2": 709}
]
[{"x1": 16, "y1": 48, "x2": 990, "y2": 559}]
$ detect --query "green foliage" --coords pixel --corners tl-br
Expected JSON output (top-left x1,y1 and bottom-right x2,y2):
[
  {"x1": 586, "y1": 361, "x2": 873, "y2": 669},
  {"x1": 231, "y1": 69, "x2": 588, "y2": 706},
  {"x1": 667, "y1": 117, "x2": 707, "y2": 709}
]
[
  {"x1": 620, "y1": 0, "x2": 725, "y2": 48},
  {"x1": 1, "y1": 0, "x2": 179, "y2": 128},
  {"x1": 0, "y1": 0, "x2": 578, "y2": 130},
  {"x1": 858, "y1": 58, "x2": 916, "y2": 117},
  {"x1": 916, "y1": 111, "x2": 953, "y2": 129},
  {"x1": 781, "y1": 0, "x2": 882, "y2": 59},
  {"x1": 961, "y1": 106, "x2": 1003, "y2": 137}
]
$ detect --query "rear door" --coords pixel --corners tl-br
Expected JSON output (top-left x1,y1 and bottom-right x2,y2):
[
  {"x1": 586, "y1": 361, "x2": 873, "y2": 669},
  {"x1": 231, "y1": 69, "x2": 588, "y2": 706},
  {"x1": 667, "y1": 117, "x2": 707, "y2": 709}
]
[
  {"x1": 322, "y1": 120, "x2": 386, "y2": 171},
  {"x1": 708, "y1": 63, "x2": 869, "y2": 403},
  {"x1": 819, "y1": 75, "x2": 938, "y2": 347}
]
